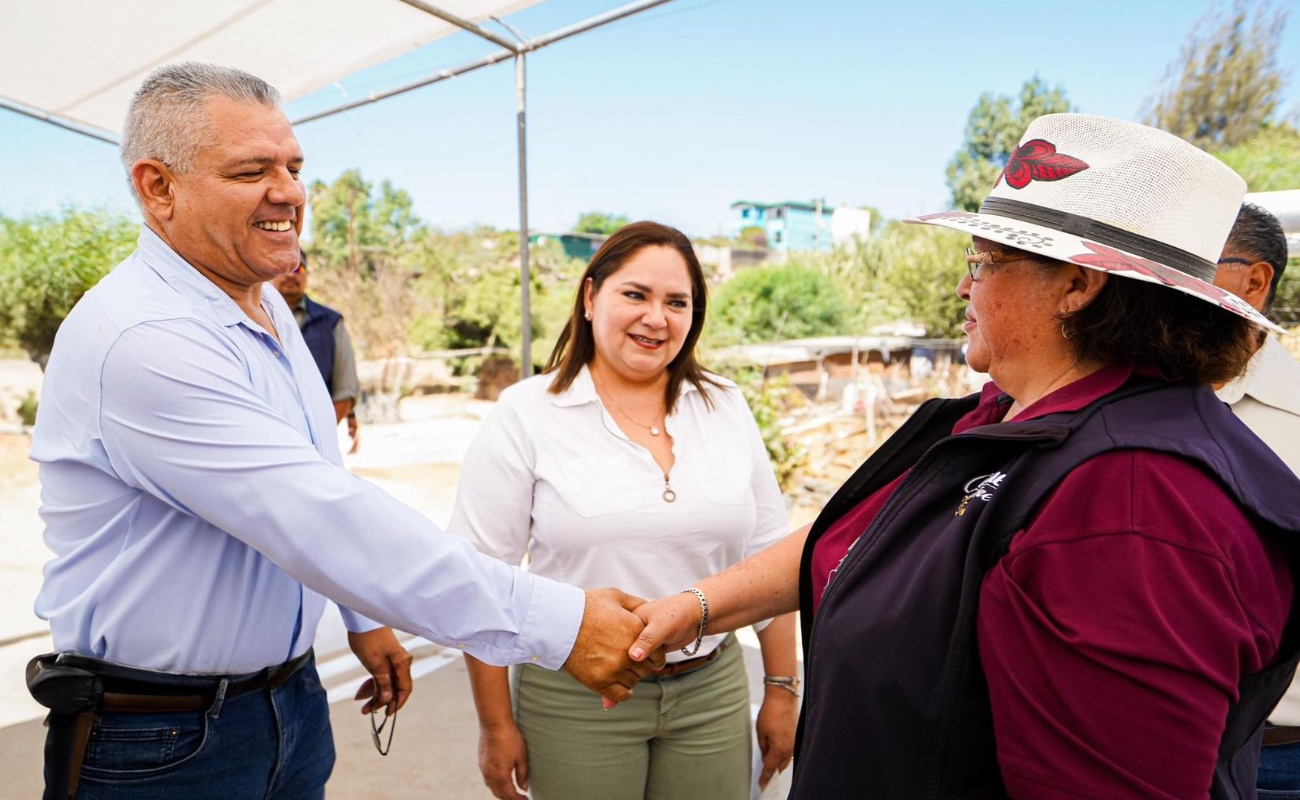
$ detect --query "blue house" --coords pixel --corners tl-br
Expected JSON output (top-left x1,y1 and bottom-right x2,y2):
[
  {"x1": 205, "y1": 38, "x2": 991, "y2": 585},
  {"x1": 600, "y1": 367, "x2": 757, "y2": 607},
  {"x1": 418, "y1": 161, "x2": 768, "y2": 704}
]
[{"x1": 730, "y1": 200, "x2": 835, "y2": 253}]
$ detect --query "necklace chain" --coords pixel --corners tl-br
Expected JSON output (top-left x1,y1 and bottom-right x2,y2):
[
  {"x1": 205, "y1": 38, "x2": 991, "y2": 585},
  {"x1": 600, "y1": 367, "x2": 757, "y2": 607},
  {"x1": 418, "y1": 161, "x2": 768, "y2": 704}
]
[{"x1": 592, "y1": 367, "x2": 664, "y2": 436}]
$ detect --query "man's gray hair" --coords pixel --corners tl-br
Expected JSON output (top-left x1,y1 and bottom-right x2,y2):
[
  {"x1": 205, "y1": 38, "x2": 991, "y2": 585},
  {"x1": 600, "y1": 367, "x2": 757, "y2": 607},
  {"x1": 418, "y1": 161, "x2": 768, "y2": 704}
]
[
  {"x1": 1226, "y1": 203, "x2": 1289, "y2": 311},
  {"x1": 120, "y1": 63, "x2": 281, "y2": 194}
]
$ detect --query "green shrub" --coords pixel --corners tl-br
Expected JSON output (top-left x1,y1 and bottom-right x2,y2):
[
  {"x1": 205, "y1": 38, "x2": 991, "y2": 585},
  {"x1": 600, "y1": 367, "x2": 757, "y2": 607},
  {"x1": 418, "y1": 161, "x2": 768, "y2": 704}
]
[
  {"x1": 723, "y1": 366, "x2": 806, "y2": 492},
  {"x1": 17, "y1": 392, "x2": 38, "y2": 427}
]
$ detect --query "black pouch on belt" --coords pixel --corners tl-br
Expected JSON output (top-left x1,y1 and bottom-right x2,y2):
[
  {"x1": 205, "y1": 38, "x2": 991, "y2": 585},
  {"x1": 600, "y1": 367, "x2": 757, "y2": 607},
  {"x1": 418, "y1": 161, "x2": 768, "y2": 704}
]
[{"x1": 26, "y1": 653, "x2": 103, "y2": 800}]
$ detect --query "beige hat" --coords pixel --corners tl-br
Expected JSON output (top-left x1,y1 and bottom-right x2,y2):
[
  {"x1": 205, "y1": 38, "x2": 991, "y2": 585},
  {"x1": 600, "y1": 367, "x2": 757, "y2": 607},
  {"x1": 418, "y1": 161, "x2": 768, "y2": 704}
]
[{"x1": 909, "y1": 113, "x2": 1281, "y2": 333}]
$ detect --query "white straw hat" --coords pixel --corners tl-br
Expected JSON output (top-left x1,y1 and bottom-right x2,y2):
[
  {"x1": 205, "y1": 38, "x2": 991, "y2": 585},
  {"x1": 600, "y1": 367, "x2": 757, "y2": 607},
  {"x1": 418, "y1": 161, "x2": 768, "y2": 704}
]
[{"x1": 909, "y1": 113, "x2": 1281, "y2": 333}]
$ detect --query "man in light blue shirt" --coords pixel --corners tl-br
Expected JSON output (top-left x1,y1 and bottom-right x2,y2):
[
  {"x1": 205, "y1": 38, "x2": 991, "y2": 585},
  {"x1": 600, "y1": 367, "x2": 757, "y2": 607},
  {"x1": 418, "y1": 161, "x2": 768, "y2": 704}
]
[{"x1": 30, "y1": 63, "x2": 652, "y2": 800}]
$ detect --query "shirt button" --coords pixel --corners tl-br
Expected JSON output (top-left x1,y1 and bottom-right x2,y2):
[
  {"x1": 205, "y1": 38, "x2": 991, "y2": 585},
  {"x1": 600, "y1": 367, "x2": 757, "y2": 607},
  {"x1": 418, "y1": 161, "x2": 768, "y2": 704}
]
[
  {"x1": 458, "y1": 642, "x2": 469, "y2": 649},
  {"x1": 530, "y1": 655, "x2": 540, "y2": 663}
]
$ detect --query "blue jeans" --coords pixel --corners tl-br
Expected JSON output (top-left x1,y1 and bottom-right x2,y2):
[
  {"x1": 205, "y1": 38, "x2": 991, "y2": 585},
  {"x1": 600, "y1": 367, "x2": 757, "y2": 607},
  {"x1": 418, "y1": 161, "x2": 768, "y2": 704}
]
[
  {"x1": 1260, "y1": 742, "x2": 1300, "y2": 799},
  {"x1": 56, "y1": 661, "x2": 334, "y2": 800}
]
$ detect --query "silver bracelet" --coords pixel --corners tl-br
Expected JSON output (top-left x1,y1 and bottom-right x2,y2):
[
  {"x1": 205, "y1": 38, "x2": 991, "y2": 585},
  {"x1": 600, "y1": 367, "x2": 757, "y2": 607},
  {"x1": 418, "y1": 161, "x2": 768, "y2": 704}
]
[
  {"x1": 680, "y1": 588, "x2": 708, "y2": 656},
  {"x1": 763, "y1": 675, "x2": 801, "y2": 697}
]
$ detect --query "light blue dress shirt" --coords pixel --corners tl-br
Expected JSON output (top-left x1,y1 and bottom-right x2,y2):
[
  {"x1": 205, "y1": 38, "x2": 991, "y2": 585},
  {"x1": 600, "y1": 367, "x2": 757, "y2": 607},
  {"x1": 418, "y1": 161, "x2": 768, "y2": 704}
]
[{"x1": 32, "y1": 227, "x2": 583, "y2": 675}]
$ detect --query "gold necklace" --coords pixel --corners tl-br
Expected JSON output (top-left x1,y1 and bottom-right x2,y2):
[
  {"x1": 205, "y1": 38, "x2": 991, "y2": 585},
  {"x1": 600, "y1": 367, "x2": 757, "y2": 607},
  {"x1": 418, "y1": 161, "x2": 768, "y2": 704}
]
[{"x1": 592, "y1": 367, "x2": 665, "y2": 436}]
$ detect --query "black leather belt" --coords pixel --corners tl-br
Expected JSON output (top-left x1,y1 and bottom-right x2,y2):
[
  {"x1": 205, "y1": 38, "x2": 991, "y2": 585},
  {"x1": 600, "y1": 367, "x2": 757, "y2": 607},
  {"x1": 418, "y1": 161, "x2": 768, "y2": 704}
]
[
  {"x1": 646, "y1": 634, "x2": 733, "y2": 681},
  {"x1": 1263, "y1": 725, "x2": 1300, "y2": 746},
  {"x1": 28, "y1": 649, "x2": 314, "y2": 800},
  {"x1": 57, "y1": 648, "x2": 314, "y2": 713}
]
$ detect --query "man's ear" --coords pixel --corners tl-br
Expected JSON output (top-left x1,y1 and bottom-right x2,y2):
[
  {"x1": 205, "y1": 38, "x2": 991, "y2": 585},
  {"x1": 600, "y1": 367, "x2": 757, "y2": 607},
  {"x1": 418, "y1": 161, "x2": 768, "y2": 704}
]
[
  {"x1": 1243, "y1": 261, "x2": 1275, "y2": 313},
  {"x1": 132, "y1": 159, "x2": 176, "y2": 221}
]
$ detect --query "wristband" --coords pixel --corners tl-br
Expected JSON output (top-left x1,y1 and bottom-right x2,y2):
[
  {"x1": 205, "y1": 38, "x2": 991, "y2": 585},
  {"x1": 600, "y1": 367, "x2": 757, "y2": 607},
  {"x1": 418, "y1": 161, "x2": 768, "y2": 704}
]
[
  {"x1": 763, "y1": 675, "x2": 801, "y2": 697},
  {"x1": 680, "y1": 588, "x2": 708, "y2": 656}
]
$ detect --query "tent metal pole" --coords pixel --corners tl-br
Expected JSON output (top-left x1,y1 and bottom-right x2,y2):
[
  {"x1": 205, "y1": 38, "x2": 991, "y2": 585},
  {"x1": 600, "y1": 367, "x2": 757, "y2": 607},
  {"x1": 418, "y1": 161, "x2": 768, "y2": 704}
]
[
  {"x1": 515, "y1": 51, "x2": 532, "y2": 377},
  {"x1": 0, "y1": 98, "x2": 117, "y2": 145},
  {"x1": 395, "y1": 0, "x2": 521, "y2": 51},
  {"x1": 292, "y1": 49, "x2": 513, "y2": 125},
  {"x1": 292, "y1": 0, "x2": 679, "y2": 126},
  {"x1": 521, "y1": 0, "x2": 677, "y2": 51}
]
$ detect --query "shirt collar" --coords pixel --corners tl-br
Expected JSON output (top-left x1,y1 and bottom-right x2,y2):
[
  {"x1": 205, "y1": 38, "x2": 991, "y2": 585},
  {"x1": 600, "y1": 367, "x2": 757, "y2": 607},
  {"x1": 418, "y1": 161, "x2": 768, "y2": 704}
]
[
  {"x1": 548, "y1": 363, "x2": 702, "y2": 408},
  {"x1": 1218, "y1": 336, "x2": 1300, "y2": 416},
  {"x1": 134, "y1": 226, "x2": 251, "y2": 329},
  {"x1": 954, "y1": 362, "x2": 1135, "y2": 434}
]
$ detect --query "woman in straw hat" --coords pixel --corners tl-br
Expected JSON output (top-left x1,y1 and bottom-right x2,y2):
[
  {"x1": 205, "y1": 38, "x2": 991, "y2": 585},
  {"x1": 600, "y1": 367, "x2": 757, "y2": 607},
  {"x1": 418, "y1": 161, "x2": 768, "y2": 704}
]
[{"x1": 628, "y1": 114, "x2": 1300, "y2": 799}]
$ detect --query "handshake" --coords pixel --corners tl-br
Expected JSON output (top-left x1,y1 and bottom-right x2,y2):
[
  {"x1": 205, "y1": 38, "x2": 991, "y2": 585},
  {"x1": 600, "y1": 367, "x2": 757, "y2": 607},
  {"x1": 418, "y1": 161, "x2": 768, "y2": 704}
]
[{"x1": 559, "y1": 588, "x2": 704, "y2": 705}]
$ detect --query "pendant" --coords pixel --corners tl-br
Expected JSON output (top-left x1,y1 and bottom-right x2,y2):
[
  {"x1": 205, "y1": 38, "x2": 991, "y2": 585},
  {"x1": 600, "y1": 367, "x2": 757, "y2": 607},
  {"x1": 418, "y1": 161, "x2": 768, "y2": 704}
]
[
  {"x1": 663, "y1": 488, "x2": 676, "y2": 503},
  {"x1": 650, "y1": 426, "x2": 661, "y2": 436}
]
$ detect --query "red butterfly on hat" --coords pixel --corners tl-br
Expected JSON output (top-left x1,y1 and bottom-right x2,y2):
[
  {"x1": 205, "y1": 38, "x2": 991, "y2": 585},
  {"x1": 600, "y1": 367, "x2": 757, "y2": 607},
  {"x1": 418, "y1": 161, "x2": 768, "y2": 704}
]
[{"x1": 999, "y1": 139, "x2": 1089, "y2": 189}]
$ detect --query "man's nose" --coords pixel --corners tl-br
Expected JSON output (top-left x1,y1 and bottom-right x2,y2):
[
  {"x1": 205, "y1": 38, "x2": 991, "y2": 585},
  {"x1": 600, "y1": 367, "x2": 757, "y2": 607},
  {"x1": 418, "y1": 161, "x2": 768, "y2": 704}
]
[{"x1": 268, "y1": 168, "x2": 306, "y2": 208}]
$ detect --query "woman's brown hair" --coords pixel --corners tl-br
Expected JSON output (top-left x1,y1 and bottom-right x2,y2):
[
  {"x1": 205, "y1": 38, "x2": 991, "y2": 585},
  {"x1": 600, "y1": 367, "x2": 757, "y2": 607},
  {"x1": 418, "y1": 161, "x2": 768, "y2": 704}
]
[
  {"x1": 545, "y1": 221, "x2": 722, "y2": 411},
  {"x1": 1060, "y1": 275, "x2": 1257, "y2": 385},
  {"x1": 975, "y1": 236, "x2": 1258, "y2": 383}
]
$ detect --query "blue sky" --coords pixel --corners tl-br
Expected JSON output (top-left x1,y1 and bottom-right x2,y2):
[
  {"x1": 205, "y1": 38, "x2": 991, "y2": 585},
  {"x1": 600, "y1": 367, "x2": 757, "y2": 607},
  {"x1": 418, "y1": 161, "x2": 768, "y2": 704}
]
[{"x1": 2, "y1": 0, "x2": 1297, "y2": 238}]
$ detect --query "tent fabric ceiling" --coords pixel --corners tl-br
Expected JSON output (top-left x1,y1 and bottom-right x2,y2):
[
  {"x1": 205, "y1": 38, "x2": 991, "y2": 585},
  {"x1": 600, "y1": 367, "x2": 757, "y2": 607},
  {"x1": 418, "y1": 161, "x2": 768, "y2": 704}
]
[{"x1": 1, "y1": 0, "x2": 545, "y2": 137}]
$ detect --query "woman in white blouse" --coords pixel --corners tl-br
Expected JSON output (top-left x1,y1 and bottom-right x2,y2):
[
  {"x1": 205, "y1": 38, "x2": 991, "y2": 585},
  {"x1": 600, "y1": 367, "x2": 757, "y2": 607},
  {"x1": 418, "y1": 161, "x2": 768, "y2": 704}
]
[{"x1": 449, "y1": 221, "x2": 798, "y2": 800}]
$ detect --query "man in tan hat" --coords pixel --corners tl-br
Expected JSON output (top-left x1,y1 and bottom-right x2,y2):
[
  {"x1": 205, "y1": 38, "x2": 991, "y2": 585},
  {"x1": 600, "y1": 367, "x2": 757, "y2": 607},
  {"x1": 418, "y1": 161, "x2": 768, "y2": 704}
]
[{"x1": 1212, "y1": 202, "x2": 1300, "y2": 792}]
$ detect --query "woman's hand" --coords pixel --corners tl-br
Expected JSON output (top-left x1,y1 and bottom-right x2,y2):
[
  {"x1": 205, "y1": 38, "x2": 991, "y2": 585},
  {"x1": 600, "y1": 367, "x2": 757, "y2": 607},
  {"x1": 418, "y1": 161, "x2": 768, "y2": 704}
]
[
  {"x1": 755, "y1": 686, "x2": 798, "y2": 789},
  {"x1": 478, "y1": 720, "x2": 529, "y2": 800},
  {"x1": 629, "y1": 591, "x2": 703, "y2": 661}
]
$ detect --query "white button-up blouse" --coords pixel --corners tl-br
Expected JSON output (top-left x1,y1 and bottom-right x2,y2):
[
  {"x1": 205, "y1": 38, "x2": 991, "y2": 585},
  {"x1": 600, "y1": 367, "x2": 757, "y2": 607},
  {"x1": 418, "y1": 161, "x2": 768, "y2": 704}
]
[{"x1": 448, "y1": 365, "x2": 790, "y2": 662}]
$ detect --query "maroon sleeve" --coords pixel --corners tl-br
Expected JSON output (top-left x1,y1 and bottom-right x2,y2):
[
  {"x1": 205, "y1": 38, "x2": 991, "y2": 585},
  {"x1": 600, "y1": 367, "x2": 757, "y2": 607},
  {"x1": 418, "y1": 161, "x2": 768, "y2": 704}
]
[{"x1": 977, "y1": 450, "x2": 1290, "y2": 800}]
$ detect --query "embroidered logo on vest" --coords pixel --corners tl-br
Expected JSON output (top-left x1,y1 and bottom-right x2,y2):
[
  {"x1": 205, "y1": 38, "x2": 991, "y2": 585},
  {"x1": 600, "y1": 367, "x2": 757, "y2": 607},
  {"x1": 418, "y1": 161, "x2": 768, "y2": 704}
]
[{"x1": 955, "y1": 471, "x2": 1007, "y2": 516}]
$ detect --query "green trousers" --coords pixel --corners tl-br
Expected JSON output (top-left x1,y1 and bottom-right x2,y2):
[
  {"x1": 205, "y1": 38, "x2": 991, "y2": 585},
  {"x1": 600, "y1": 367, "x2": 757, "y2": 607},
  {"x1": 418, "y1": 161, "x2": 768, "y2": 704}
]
[{"x1": 514, "y1": 635, "x2": 752, "y2": 800}]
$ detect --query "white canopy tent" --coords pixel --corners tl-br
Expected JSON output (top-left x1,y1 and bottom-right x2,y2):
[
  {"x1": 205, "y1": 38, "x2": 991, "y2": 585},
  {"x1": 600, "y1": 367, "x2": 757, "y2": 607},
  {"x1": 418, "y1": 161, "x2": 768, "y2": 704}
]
[
  {"x1": 1246, "y1": 191, "x2": 1300, "y2": 259},
  {"x1": 0, "y1": 0, "x2": 677, "y2": 374}
]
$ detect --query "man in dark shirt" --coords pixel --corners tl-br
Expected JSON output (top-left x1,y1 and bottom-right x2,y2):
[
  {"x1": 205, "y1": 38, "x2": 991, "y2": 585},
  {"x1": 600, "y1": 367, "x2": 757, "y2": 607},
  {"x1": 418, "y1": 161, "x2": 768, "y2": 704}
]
[{"x1": 272, "y1": 249, "x2": 360, "y2": 449}]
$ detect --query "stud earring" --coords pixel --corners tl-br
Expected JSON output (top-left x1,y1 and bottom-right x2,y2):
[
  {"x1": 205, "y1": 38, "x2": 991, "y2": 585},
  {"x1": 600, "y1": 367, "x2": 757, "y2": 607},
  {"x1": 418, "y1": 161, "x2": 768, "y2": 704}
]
[{"x1": 584, "y1": 310, "x2": 592, "y2": 321}]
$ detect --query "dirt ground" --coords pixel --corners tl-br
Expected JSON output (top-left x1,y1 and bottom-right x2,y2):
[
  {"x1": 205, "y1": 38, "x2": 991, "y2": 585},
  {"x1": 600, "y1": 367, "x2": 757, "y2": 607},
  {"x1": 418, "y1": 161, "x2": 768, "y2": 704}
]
[{"x1": 0, "y1": 434, "x2": 36, "y2": 491}]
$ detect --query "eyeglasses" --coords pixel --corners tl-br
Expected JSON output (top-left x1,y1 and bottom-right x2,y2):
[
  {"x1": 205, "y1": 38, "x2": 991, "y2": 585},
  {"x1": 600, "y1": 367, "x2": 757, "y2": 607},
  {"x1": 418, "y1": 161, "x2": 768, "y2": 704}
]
[
  {"x1": 290, "y1": 264, "x2": 306, "y2": 275},
  {"x1": 370, "y1": 709, "x2": 397, "y2": 756},
  {"x1": 1217, "y1": 257, "x2": 1255, "y2": 269},
  {"x1": 964, "y1": 248, "x2": 1034, "y2": 281}
]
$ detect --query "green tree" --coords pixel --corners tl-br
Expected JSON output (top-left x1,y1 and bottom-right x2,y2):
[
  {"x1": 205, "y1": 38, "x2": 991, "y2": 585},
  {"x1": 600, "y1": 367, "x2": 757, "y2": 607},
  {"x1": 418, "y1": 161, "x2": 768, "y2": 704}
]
[
  {"x1": 708, "y1": 263, "x2": 857, "y2": 346},
  {"x1": 574, "y1": 212, "x2": 630, "y2": 236},
  {"x1": 815, "y1": 222, "x2": 970, "y2": 338},
  {"x1": 1215, "y1": 124, "x2": 1300, "y2": 191},
  {"x1": 730, "y1": 367, "x2": 806, "y2": 491},
  {"x1": 945, "y1": 77, "x2": 1074, "y2": 212},
  {"x1": 0, "y1": 208, "x2": 137, "y2": 368},
  {"x1": 1142, "y1": 0, "x2": 1287, "y2": 152},
  {"x1": 1273, "y1": 258, "x2": 1300, "y2": 326},
  {"x1": 408, "y1": 227, "x2": 580, "y2": 367},
  {"x1": 858, "y1": 205, "x2": 888, "y2": 236},
  {"x1": 306, "y1": 171, "x2": 427, "y2": 358}
]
